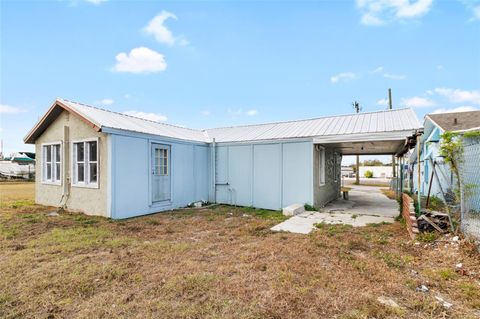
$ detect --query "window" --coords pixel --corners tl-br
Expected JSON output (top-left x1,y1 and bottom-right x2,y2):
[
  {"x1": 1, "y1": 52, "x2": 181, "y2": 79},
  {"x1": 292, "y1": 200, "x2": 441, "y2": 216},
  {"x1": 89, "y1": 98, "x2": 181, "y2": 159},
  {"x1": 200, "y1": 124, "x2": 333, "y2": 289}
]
[
  {"x1": 42, "y1": 143, "x2": 61, "y2": 184},
  {"x1": 72, "y1": 139, "x2": 98, "y2": 187},
  {"x1": 154, "y1": 148, "x2": 168, "y2": 175},
  {"x1": 318, "y1": 146, "x2": 325, "y2": 186}
]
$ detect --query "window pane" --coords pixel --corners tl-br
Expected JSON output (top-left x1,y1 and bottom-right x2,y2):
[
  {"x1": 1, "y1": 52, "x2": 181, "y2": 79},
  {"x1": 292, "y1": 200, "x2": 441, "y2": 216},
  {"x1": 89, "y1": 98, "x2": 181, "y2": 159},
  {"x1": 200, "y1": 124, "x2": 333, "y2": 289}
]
[
  {"x1": 88, "y1": 141, "x2": 97, "y2": 162},
  {"x1": 77, "y1": 163, "x2": 84, "y2": 182},
  {"x1": 54, "y1": 145, "x2": 60, "y2": 162},
  {"x1": 46, "y1": 145, "x2": 52, "y2": 162},
  {"x1": 55, "y1": 163, "x2": 61, "y2": 181},
  {"x1": 89, "y1": 163, "x2": 97, "y2": 183},
  {"x1": 46, "y1": 163, "x2": 52, "y2": 180},
  {"x1": 76, "y1": 143, "x2": 84, "y2": 162}
]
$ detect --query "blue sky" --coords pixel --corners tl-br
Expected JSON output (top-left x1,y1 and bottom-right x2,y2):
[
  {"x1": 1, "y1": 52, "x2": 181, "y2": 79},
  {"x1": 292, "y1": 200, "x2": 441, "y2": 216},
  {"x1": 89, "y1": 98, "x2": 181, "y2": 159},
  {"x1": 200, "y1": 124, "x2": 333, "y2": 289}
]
[{"x1": 1, "y1": 0, "x2": 479, "y2": 163}]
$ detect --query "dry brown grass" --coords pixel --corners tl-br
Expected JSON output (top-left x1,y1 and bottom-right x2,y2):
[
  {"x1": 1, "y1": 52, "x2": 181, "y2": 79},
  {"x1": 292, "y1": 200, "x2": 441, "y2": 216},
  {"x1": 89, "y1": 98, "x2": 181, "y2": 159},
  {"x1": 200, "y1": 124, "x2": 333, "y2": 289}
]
[
  {"x1": 0, "y1": 181, "x2": 34, "y2": 202},
  {"x1": 381, "y1": 188, "x2": 397, "y2": 200},
  {"x1": 1, "y1": 183, "x2": 479, "y2": 318}
]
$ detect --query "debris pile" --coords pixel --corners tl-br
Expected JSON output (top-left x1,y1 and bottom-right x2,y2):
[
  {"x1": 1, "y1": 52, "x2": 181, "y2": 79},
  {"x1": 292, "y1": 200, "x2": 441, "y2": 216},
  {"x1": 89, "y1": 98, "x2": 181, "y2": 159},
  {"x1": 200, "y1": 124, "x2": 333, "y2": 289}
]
[{"x1": 417, "y1": 210, "x2": 451, "y2": 233}]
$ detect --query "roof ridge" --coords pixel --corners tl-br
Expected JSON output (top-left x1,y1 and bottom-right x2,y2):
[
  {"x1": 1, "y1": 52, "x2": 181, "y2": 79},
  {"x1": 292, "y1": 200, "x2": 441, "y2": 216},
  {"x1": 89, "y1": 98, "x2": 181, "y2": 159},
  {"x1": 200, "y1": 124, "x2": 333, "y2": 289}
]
[
  {"x1": 58, "y1": 98, "x2": 205, "y2": 133},
  {"x1": 204, "y1": 107, "x2": 413, "y2": 131}
]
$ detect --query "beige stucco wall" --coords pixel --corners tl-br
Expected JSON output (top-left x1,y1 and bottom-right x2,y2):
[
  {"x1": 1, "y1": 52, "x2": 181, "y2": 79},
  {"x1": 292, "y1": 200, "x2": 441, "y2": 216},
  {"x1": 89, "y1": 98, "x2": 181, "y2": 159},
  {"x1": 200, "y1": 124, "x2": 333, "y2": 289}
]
[
  {"x1": 35, "y1": 110, "x2": 109, "y2": 217},
  {"x1": 313, "y1": 146, "x2": 342, "y2": 208}
]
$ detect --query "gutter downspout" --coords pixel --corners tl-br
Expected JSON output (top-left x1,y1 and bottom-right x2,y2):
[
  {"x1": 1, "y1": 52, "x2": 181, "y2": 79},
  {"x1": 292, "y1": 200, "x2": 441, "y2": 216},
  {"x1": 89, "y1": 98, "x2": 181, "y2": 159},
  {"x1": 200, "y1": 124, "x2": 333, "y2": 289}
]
[{"x1": 212, "y1": 138, "x2": 216, "y2": 203}]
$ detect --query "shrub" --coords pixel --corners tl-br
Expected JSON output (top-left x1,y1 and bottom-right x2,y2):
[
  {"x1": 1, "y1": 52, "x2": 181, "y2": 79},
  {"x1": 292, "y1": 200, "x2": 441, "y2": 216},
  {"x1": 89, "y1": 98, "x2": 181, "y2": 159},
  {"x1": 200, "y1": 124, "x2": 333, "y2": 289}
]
[{"x1": 364, "y1": 170, "x2": 374, "y2": 178}]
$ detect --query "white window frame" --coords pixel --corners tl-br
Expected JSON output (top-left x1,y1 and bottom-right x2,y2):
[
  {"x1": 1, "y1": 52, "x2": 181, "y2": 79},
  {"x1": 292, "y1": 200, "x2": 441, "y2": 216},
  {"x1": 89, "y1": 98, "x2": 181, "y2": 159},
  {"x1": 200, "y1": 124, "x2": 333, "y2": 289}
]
[
  {"x1": 41, "y1": 141, "x2": 62, "y2": 185},
  {"x1": 318, "y1": 146, "x2": 326, "y2": 186},
  {"x1": 71, "y1": 137, "x2": 99, "y2": 189}
]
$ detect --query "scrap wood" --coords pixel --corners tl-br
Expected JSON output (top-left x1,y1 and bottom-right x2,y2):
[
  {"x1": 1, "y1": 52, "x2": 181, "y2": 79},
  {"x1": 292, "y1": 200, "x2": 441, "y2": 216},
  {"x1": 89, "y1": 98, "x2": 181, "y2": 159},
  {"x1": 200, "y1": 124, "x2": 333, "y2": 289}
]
[{"x1": 418, "y1": 215, "x2": 445, "y2": 233}]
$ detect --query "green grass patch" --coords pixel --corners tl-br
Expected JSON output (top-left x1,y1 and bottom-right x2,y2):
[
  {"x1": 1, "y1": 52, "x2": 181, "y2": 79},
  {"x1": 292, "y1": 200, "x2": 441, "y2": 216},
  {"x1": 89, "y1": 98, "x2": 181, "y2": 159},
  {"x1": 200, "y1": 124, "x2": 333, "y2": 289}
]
[
  {"x1": 315, "y1": 223, "x2": 353, "y2": 236},
  {"x1": 28, "y1": 227, "x2": 133, "y2": 253},
  {"x1": 0, "y1": 199, "x2": 35, "y2": 209},
  {"x1": 417, "y1": 232, "x2": 438, "y2": 243},
  {"x1": 0, "y1": 224, "x2": 19, "y2": 239},
  {"x1": 242, "y1": 207, "x2": 287, "y2": 221}
]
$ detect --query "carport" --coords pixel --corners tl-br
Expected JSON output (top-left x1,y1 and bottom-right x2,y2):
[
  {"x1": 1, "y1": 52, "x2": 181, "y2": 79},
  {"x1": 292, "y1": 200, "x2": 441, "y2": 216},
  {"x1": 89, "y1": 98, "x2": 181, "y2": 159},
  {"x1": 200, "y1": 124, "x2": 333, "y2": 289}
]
[{"x1": 272, "y1": 110, "x2": 421, "y2": 234}]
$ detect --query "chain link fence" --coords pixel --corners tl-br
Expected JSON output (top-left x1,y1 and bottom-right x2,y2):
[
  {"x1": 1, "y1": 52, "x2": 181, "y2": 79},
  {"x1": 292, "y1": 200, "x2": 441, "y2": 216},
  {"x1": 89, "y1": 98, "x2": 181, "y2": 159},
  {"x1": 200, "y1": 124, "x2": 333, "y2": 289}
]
[{"x1": 459, "y1": 137, "x2": 480, "y2": 243}]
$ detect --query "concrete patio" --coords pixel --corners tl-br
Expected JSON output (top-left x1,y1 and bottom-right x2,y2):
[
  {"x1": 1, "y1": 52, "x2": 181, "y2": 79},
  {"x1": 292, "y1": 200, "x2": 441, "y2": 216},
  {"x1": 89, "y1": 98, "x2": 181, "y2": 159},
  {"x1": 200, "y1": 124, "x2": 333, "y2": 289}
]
[{"x1": 271, "y1": 184, "x2": 397, "y2": 234}]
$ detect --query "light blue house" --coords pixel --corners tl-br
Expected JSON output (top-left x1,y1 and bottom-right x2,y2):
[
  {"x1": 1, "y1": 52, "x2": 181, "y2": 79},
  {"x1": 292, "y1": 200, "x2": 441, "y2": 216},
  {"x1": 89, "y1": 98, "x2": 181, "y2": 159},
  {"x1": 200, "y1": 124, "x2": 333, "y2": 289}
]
[
  {"x1": 25, "y1": 98, "x2": 420, "y2": 219},
  {"x1": 410, "y1": 110, "x2": 480, "y2": 203}
]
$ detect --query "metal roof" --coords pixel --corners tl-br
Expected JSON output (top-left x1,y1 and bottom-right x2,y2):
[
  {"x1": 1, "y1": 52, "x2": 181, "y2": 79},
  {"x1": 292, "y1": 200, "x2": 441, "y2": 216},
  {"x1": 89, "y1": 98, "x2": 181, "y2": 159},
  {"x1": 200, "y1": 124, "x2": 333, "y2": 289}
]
[
  {"x1": 205, "y1": 108, "x2": 421, "y2": 143},
  {"x1": 25, "y1": 98, "x2": 421, "y2": 144}
]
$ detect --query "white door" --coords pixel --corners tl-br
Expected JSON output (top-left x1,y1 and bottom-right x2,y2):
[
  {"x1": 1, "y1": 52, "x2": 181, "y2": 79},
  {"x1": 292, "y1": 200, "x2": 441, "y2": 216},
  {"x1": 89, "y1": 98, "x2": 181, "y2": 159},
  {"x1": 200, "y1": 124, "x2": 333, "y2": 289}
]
[{"x1": 151, "y1": 144, "x2": 171, "y2": 202}]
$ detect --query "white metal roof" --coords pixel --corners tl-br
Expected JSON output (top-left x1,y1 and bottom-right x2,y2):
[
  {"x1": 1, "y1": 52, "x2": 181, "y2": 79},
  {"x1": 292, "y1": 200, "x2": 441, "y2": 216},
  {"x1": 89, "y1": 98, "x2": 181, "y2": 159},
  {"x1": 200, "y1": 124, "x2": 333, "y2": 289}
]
[
  {"x1": 58, "y1": 99, "x2": 210, "y2": 143},
  {"x1": 205, "y1": 108, "x2": 421, "y2": 143},
  {"x1": 25, "y1": 98, "x2": 421, "y2": 145}
]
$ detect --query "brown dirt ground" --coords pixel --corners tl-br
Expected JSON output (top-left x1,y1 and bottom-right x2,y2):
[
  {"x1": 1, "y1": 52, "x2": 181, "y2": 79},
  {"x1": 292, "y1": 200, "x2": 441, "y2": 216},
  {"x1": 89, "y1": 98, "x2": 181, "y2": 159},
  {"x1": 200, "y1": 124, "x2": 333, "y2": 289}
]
[{"x1": 1, "y1": 183, "x2": 479, "y2": 319}]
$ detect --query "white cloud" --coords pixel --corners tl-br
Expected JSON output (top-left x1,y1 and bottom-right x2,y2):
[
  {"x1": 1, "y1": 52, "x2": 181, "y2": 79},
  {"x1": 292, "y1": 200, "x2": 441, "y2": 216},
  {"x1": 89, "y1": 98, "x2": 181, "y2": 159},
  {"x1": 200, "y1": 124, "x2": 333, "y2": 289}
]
[
  {"x1": 434, "y1": 88, "x2": 480, "y2": 105},
  {"x1": 85, "y1": 0, "x2": 107, "y2": 4},
  {"x1": 372, "y1": 66, "x2": 384, "y2": 73},
  {"x1": 356, "y1": 0, "x2": 433, "y2": 25},
  {"x1": 383, "y1": 73, "x2": 407, "y2": 80},
  {"x1": 377, "y1": 98, "x2": 389, "y2": 106},
  {"x1": 144, "y1": 11, "x2": 188, "y2": 46},
  {"x1": 474, "y1": 5, "x2": 480, "y2": 20},
  {"x1": 123, "y1": 111, "x2": 168, "y2": 122},
  {"x1": 200, "y1": 110, "x2": 211, "y2": 116},
  {"x1": 431, "y1": 106, "x2": 478, "y2": 114},
  {"x1": 400, "y1": 96, "x2": 435, "y2": 107},
  {"x1": 436, "y1": 64, "x2": 444, "y2": 70},
  {"x1": 330, "y1": 72, "x2": 356, "y2": 83},
  {"x1": 228, "y1": 108, "x2": 258, "y2": 116},
  {"x1": 0, "y1": 104, "x2": 24, "y2": 114},
  {"x1": 113, "y1": 47, "x2": 167, "y2": 74},
  {"x1": 96, "y1": 98, "x2": 114, "y2": 106}
]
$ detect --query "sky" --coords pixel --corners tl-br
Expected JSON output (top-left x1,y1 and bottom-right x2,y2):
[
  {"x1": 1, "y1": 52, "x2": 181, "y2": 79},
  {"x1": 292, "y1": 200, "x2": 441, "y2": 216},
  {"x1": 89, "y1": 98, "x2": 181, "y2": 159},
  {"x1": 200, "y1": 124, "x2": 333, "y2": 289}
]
[{"x1": 1, "y1": 0, "x2": 479, "y2": 164}]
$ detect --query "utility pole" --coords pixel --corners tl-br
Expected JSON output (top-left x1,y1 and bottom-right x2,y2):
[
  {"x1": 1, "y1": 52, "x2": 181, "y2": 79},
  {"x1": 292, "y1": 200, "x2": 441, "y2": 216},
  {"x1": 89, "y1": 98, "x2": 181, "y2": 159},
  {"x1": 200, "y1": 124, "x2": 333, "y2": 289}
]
[
  {"x1": 353, "y1": 101, "x2": 361, "y2": 185},
  {"x1": 388, "y1": 88, "x2": 396, "y2": 179}
]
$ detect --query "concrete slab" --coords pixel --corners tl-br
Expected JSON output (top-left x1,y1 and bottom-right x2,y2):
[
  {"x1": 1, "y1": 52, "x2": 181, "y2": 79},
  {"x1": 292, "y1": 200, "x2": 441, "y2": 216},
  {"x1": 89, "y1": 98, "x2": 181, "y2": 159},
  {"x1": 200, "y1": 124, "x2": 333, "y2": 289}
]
[
  {"x1": 326, "y1": 184, "x2": 398, "y2": 218},
  {"x1": 271, "y1": 211, "x2": 394, "y2": 234},
  {"x1": 271, "y1": 184, "x2": 397, "y2": 234}
]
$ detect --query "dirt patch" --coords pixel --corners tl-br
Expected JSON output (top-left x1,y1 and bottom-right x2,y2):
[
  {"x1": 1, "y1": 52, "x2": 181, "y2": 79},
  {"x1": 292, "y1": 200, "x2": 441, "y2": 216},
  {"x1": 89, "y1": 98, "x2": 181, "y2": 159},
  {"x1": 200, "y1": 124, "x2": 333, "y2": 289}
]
[{"x1": 1, "y1": 183, "x2": 479, "y2": 318}]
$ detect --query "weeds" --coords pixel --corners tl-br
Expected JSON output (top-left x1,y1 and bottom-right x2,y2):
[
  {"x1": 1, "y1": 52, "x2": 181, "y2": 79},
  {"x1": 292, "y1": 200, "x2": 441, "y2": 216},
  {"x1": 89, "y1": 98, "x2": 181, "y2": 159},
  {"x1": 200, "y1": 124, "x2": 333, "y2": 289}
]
[{"x1": 417, "y1": 232, "x2": 438, "y2": 243}]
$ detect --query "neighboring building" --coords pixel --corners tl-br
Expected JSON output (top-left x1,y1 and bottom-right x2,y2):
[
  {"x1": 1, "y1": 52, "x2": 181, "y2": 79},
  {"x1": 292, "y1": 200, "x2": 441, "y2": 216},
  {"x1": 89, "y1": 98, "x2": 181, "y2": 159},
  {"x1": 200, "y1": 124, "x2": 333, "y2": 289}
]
[
  {"x1": 341, "y1": 166, "x2": 354, "y2": 178},
  {"x1": 359, "y1": 166, "x2": 393, "y2": 178},
  {"x1": 24, "y1": 98, "x2": 420, "y2": 219},
  {"x1": 0, "y1": 152, "x2": 35, "y2": 179},
  {"x1": 410, "y1": 110, "x2": 480, "y2": 202}
]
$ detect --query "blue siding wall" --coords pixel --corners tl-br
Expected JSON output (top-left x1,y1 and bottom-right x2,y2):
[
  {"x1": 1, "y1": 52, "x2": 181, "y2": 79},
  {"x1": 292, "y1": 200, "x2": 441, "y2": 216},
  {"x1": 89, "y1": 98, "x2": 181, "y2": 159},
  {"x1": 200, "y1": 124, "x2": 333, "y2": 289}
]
[
  {"x1": 215, "y1": 141, "x2": 313, "y2": 210},
  {"x1": 111, "y1": 134, "x2": 210, "y2": 219}
]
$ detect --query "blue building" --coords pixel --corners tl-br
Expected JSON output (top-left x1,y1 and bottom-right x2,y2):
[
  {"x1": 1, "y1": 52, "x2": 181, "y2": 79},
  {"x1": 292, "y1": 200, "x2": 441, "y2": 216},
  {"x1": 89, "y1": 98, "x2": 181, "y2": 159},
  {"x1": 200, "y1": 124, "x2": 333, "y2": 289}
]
[
  {"x1": 410, "y1": 110, "x2": 480, "y2": 204},
  {"x1": 25, "y1": 98, "x2": 420, "y2": 219}
]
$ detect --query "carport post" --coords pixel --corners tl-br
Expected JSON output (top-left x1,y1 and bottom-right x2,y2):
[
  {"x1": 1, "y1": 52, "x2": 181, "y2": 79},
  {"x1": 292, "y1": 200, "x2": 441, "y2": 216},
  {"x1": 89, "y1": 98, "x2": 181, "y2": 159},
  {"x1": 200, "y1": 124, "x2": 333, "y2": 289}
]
[{"x1": 416, "y1": 134, "x2": 421, "y2": 213}]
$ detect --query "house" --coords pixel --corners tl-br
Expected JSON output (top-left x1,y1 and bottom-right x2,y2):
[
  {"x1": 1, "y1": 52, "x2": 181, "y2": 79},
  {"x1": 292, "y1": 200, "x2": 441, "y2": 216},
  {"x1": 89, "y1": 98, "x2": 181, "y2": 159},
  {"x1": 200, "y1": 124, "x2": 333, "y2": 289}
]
[
  {"x1": 24, "y1": 98, "x2": 421, "y2": 219},
  {"x1": 409, "y1": 110, "x2": 480, "y2": 203},
  {"x1": 359, "y1": 166, "x2": 393, "y2": 178}
]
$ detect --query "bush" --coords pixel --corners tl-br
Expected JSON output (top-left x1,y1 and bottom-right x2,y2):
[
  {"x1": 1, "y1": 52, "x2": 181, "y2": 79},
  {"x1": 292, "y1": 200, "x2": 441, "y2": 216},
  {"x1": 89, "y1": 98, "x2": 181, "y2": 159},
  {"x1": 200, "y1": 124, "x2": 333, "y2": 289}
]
[{"x1": 364, "y1": 170, "x2": 374, "y2": 178}]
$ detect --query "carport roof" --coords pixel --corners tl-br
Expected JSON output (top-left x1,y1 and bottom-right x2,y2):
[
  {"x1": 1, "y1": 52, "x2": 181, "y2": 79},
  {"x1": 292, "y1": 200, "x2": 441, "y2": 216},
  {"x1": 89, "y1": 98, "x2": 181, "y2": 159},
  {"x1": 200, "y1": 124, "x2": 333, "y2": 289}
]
[
  {"x1": 206, "y1": 108, "x2": 420, "y2": 143},
  {"x1": 25, "y1": 98, "x2": 421, "y2": 147}
]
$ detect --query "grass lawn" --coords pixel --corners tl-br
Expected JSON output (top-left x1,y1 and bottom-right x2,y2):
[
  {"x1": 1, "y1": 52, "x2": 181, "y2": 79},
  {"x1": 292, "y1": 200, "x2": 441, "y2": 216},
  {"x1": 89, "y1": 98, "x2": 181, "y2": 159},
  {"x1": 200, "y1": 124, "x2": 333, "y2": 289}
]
[{"x1": 1, "y1": 183, "x2": 479, "y2": 318}]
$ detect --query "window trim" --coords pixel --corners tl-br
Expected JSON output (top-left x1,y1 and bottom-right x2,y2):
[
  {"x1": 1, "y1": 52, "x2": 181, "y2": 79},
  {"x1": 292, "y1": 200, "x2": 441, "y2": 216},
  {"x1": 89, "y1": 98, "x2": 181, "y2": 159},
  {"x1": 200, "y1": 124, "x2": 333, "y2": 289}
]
[
  {"x1": 41, "y1": 141, "x2": 62, "y2": 186},
  {"x1": 318, "y1": 146, "x2": 326, "y2": 186},
  {"x1": 71, "y1": 137, "x2": 99, "y2": 189}
]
